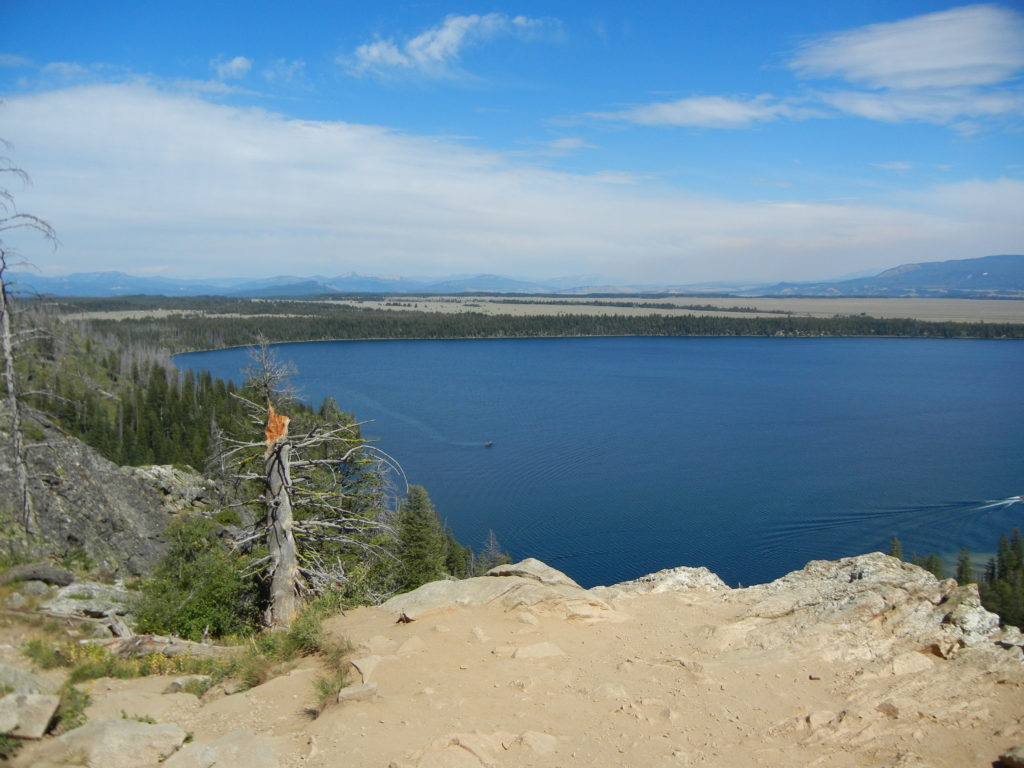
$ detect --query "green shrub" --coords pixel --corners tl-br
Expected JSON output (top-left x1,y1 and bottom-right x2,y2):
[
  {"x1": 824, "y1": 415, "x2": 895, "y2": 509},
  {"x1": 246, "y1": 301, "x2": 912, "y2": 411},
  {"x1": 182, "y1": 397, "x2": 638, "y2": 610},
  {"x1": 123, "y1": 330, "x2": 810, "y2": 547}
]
[
  {"x1": 213, "y1": 508, "x2": 242, "y2": 527},
  {"x1": 134, "y1": 516, "x2": 259, "y2": 641}
]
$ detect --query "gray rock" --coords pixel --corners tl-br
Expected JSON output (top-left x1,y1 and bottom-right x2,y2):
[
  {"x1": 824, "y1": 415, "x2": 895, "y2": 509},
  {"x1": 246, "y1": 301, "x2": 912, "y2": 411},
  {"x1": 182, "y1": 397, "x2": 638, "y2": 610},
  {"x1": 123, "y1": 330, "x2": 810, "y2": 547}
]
[
  {"x1": 609, "y1": 565, "x2": 729, "y2": 593},
  {"x1": 487, "y1": 558, "x2": 582, "y2": 588},
  {"x1": 4, "y1": 592, "x2": 27, "y2": 609},
  {"x1": 127, "y1": 464, "x2": 224, "y2": 514},
  {"x1": 163, "y1": 675, "x2": 213, "y2": 695},
  {"x1": 0, "y1": 693, "x2": 60, "y2": 739},
  {"x1": 19, "y1": 580, "x2": 55, "y2": 597},
  {"x1": 0, "y1": 562, "x2": 75, "y2": 586},
  {"x1": 41, "y1": 581, "x2": 134, "y2": 619},
  {"x1": 1000, "y1": 745, "x2": 1024, "y2": 768},
  {"x1": 348, "y1": 656, "x2": 381, "y2": 684},
  {"x1": 163, "y1": 729, "x2": 280, "y2": 768},
  {"x1": 0, "y1": 419, "x2": 173, "y2": 576},
  {"x1": 0, "y1": 663, "x2": 59, "y2": 695},
  {"x1": 337, "y1": 682, "x2": 378, "y2": 703},
  {"x1": 736, "y1": 553, "x2": 1003, "y2": 659},
  {"x1": 55, "y1": 718, "x2": 187, "y2": 768},
  {"x1": 944, "y1": 584, "x2": 1001, "y2": 644}
]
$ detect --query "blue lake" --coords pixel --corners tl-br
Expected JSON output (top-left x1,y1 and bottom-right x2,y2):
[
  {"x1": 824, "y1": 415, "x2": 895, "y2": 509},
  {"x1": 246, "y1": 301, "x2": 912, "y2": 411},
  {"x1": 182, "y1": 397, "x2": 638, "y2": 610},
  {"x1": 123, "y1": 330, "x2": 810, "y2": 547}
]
[{"x1": 175, "y1": 337, "x2": 1024, "y2": 588}]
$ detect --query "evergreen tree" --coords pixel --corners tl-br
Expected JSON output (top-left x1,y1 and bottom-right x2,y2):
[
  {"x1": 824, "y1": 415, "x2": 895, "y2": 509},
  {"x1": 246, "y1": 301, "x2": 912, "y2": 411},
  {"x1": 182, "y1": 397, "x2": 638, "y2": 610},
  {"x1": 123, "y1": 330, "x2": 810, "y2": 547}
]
[
  {"x1": 888, "y1": 535, "x2": 903, "y2": 560},
  {"x1": 396, "y1": 485, "x2": 447, "y2": 590},
  {"x1": 955, "y1": 547, "x2": 974, "y2": 585},
  {"x1": 911, "y1": 552, "x2": 944, "y2": 580}
]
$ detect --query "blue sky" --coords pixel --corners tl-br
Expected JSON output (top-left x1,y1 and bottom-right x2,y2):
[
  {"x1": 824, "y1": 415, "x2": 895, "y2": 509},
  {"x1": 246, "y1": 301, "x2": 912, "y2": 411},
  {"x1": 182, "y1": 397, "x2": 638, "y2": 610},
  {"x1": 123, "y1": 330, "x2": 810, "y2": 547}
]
[{"x1": 1, "y1": 1, "x2": 1022, "y2": 284}]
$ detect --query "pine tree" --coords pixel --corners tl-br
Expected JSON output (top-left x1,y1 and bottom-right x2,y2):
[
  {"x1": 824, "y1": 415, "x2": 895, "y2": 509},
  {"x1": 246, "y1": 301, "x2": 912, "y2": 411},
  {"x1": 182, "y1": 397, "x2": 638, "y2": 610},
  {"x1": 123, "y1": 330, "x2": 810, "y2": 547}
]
[
  {"x1": 396, "y1": 485, "x2": 448, "y2": 590},
  {"x1": 888, "y1": 535, "x2": 903, "y2": 560},
  {"x1": 955, "y1": 547, "x2": 974, "y2": 585}
]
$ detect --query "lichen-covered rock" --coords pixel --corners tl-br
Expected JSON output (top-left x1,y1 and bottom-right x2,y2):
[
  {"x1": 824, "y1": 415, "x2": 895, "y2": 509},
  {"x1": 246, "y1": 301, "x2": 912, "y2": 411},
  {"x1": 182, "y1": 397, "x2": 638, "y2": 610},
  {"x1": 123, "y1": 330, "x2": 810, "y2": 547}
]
[
  {"x1": 732, "y1": 552, "x2": 1001, "y2": 660},
  {"x1": 126, "y1": 464, "x2": 224, "y2": 514},
  {"x1": 608, "y1": 565, "x2": 729, "y2": 594},
  {"x1": 0, "y1": 419, "x2": 172, "y2": 575},
  {"x1": 41, "y1": 581, "x2": 134, "y2": 620}
]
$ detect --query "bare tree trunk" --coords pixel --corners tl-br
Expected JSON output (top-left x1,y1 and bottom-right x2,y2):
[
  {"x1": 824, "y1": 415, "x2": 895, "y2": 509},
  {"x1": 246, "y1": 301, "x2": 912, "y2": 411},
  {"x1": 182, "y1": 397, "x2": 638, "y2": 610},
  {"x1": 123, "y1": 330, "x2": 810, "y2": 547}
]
[
  {"x1": 263, "y1": 416, "x2": 301, "y2": 628},
  {"x1": 0, "y1": 272, "x2": 33, "y2": 536}
]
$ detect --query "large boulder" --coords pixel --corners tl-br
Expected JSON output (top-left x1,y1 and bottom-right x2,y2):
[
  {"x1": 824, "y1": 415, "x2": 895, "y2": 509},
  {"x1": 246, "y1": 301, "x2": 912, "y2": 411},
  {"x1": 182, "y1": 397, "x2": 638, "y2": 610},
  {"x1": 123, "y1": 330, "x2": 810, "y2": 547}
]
[
  {"x1": 41, "y1": 581, "x2": 134, "y2": 620},
  {"x1": 383, "y1": 560, "x2": 623, "y2": 622},
  {"x1": 44, "y1": 718, "x2": 188, "y2": 768},
  {"x1": 486, "y1": 558, "x2": 582, "y2": 588}
]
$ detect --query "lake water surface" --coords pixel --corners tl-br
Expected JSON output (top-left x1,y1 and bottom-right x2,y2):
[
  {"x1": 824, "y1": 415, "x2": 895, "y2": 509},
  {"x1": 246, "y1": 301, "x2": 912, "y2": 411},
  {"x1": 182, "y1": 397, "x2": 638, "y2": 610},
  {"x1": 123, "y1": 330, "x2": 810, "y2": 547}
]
[{"x1": 176, "y1": 337, "x2": 1024, "y2": 588}]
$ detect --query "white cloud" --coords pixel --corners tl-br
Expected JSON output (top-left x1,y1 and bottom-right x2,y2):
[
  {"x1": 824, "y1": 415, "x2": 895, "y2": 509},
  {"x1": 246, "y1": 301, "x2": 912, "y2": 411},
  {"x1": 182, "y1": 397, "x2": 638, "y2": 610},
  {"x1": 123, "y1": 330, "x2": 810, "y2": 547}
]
[
  {"x1": 213, "y1": 56, "x2": 252, "y2": 80},
  {"x1": 345, "y1": 13, "x2": 557, "y2": 78},
  {"x1": 263, "y1": 59, "x2": 307, "y2": 86},
  {"x1": 870, "y1": 161, "x2": 912, "y2": 171},
  {"x1": 819, "y1": 87, "x2": 1024, "y2": 124},
  {"x1": 789, "y1": 4, "x2": 1024, "y2": 89},
  {"x1": 2, "y1": 84, "x2": 1021, "y2": 283},
  {"x1": 590, "y1": 95, "x2": 808, "y2": 129},
  {"x1": 785, "y1": 5, "x2": 1024, "y2": 128},
  {"x1": 0, "y1": 54, "x2": 32, "y2": 68}
]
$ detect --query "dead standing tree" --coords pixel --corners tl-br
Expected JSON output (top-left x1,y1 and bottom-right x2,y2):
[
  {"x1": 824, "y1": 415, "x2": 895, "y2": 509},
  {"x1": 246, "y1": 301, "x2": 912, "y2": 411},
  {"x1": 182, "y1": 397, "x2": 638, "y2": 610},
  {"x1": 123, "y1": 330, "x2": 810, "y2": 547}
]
[
  {"x1": 0, "y1": 148, "x2": 56, "y2": 539},
  {"x1": 225, "y1": 341, "x2": 402, "y2": 629}
]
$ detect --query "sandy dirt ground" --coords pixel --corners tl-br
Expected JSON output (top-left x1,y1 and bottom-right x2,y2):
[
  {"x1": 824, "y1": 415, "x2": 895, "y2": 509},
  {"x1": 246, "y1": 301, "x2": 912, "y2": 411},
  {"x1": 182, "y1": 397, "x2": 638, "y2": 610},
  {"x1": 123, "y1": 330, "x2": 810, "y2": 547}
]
[{"x1": 10, "y1": 568, "x2": 1024, "y2": 768}]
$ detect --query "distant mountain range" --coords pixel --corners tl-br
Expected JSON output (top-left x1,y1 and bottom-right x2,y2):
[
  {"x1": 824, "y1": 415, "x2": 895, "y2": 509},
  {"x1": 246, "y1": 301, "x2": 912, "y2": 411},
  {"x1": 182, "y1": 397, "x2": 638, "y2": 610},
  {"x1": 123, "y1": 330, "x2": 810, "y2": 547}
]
[
  {"x1": 6, "y1": 254, "x2": 1023, "y2": 299},
  {"x1": 752, "y1": 254, "x2": 1024, "y2": 298}
]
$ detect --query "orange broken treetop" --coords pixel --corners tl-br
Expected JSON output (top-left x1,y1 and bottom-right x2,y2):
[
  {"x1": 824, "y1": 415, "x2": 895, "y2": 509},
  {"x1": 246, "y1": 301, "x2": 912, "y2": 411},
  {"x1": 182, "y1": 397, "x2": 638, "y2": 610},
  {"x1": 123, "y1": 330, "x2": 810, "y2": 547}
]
[{"x1": 265, "y1": 402, "x2": 290, "y2": 445}]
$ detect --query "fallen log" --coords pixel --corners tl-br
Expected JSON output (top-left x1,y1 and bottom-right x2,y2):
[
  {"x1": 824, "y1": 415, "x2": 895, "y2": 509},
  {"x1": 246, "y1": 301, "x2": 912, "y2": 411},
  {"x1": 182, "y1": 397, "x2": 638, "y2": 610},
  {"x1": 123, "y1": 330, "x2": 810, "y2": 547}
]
[{"x1": 86, "y1": 634, "x2": 243, "y2": 660}]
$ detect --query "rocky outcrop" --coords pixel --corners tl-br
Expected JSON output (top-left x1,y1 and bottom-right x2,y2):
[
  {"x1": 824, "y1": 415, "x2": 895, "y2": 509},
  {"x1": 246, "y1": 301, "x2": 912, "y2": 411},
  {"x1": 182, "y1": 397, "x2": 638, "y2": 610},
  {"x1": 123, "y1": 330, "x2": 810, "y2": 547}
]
[
  {"x1": 0, "y1": 418, "x2": 225, "y2": 575},
  {"x1": 729, "y1": 552, "x2": 1002, "y2": 660}
]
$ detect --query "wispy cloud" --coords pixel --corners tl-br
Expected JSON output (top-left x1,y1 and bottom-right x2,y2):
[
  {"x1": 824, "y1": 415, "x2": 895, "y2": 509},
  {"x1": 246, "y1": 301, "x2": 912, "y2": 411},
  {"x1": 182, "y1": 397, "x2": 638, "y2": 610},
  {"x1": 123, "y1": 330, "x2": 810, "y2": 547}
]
[
  {"x1": 789, "y1": 4, "x2": 1024, "y2": 89},
  {"x1": 789, "y1": 4, "x2": 1024, "y2": 127},
  {"x1": 818, "y1": 87, "x2": 1024, "y2": 124},
  {"x1": 343, "y1": 13, "x2": 558, "y2": 78},
  {"x1": 0, "y1": 54, "x2": 32, "y2": 68},
  {"x1": 213, "y1": 56, "x2": 252, "y2": 80},
  {"x1": 590, "y1": 95, "x2": 810, "y2": 129},
  {"x1": 4, "y1": 83, "x2": 1020, "y2": 283}
]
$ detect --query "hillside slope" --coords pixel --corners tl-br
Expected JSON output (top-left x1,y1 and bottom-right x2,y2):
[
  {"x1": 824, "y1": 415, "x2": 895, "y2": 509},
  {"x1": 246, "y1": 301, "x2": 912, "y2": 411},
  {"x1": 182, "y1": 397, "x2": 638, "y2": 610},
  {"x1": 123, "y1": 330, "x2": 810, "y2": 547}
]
[{"x1": 762, "y1": 254, "x2": 1024, "y2": 298}]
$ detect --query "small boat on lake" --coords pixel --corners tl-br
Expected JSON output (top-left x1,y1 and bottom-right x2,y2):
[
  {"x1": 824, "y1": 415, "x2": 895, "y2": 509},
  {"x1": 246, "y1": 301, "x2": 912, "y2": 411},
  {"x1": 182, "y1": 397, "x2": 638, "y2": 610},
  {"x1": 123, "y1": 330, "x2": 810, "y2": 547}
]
[{"x1": 484, "y1": 441, "x2": 494, "y2": 447}]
